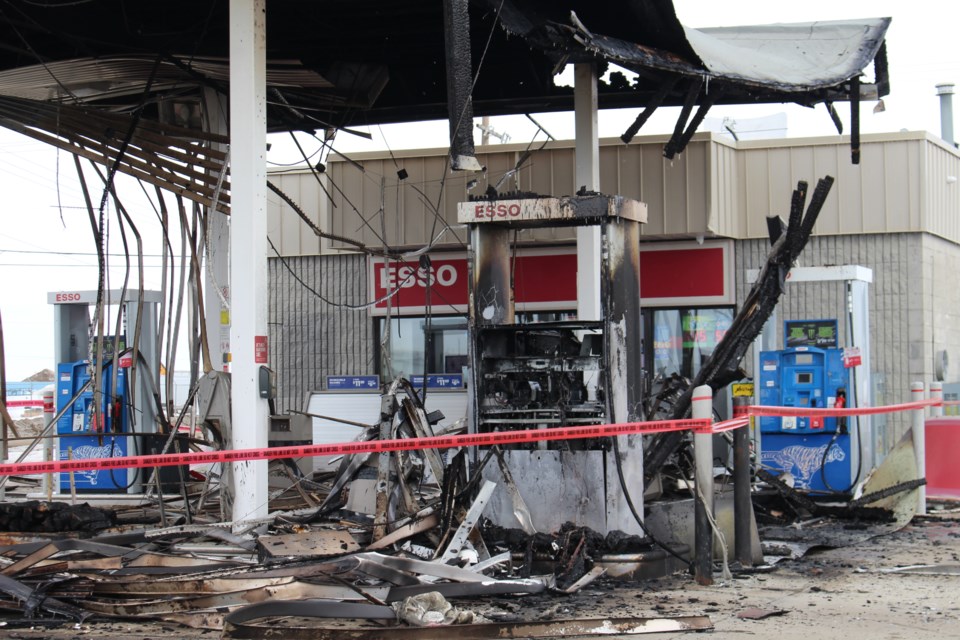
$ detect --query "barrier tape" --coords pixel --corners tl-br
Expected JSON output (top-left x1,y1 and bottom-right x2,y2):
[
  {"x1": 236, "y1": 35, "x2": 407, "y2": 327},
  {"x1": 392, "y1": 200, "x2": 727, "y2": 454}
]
[
  {"x1": 747, "y1": 398, "x2": 940, "y2": 418},
  {"x1": 0, "y1": 398, "x2": 945, "y2": 478},
  {"x1": 0, "y1": 417, "x2": 709, "y2": 478},
  {"x1": 3, "y1": 400, "x2": 44, "y2": 408},
  {"x1": 710, "y1": 417, "x2": 750, "y2": 433}
]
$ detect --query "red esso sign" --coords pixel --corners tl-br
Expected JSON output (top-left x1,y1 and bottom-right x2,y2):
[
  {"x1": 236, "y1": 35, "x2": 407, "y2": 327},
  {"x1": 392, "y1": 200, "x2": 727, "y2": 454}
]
[
  {"x1": 474, "y1": 202, "x2": 521, "y2": 219},
  {"x1": 380, "y1": 263, "x2": 459, "y2": 290},
  {"x1": 375, "y1": 259, "x2": 468, "y2": 309},
  {"x1": 55, "y1": 292, "x2": 82, "y2": 302}
]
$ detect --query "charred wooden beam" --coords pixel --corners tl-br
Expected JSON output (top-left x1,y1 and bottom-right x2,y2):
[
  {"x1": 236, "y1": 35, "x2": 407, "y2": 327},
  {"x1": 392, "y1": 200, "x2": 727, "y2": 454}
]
[
  {"x1": 443, "y1": 0, "x2": 480, "y2": 172},
  {"x1": 662, "y1": 77, "x2": 702, "y2": 159},
  {"x1": 643, "y1": 177, "x2": 835, "y2": 486},
  {"x1": 850, "y1": 75, "x2": 861, "y2": 164},
  {"x1": 664, "y1": 85, "x2": 723, "y2": 159},
  {"x1": 620, "y1": 75, "x2": 679, "y2": 144}
]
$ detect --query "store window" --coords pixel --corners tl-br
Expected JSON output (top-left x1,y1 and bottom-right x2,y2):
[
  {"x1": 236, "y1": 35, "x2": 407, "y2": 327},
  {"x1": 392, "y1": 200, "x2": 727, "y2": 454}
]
[
  {"x1": 377, "y1": 317, "x2": 466, "y2": 380},
  {"x1": 376, "y1": 311, "x2": 575, "y2": 381},
  {"x1": 647, "y1": 307, "x2": 734, "y2": 383}
]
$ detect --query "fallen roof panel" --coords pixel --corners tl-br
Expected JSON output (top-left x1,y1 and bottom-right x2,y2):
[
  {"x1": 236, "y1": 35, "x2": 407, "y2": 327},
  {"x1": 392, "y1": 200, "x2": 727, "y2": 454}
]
[{"x1": 687, "y1": 18, "x2": 892, "y2": 91}]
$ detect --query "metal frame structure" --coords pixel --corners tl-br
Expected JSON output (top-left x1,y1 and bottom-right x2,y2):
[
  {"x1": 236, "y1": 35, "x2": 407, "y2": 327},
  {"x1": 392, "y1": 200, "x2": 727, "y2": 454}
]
[{"x1": 459, "y1": 195, "x2": 649, "y2": 534}]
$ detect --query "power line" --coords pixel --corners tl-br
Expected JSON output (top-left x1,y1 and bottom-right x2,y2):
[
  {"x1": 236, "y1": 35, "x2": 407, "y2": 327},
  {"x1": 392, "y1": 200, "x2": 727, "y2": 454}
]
[
  {"x1": 0, "y1": 262, "x2": 169, "y2": 268},
  {"x1": 0, "y1": 247, "x2": 178, "y2": 258}
]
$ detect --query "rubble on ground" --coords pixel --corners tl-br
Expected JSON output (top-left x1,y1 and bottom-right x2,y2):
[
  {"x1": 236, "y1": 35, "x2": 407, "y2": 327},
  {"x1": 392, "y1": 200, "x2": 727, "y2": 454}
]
[{"x1": 0, "y1": 377, "x2": 928, "y2": 637}]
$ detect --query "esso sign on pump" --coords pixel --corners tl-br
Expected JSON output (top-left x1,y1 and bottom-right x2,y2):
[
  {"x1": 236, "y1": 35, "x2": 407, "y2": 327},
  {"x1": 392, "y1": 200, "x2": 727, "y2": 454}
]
[
  {"x1": 473, "y1": 202, "x2": 522, "y2": 220},
  {"x1": 54, "y1": 292, "x2": 83, "y2": 303}
]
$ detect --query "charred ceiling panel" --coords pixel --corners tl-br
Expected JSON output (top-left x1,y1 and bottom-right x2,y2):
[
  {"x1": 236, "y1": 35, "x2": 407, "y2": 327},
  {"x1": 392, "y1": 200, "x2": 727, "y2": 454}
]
[{"x1": 0, "y1": 1, "x2": 890, "y2": 142}]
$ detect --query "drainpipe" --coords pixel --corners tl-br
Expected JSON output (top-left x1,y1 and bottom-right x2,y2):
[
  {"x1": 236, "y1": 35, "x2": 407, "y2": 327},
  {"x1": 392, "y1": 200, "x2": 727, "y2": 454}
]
[{"x1": 936, "y1": 83, "x2": 955, "y2": 147}]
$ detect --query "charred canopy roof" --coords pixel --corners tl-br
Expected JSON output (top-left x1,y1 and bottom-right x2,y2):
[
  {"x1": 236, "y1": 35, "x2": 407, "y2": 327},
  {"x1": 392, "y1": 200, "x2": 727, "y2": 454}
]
[{"x1": 0, "y1": 1, "x2": 889, "y2": 135}]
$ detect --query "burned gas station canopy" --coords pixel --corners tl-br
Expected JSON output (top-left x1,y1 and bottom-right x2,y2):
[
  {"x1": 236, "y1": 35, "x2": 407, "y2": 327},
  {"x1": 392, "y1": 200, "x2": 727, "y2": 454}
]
[{"x1": 0, "y1": 0, "x2": 889, "y2": 134}]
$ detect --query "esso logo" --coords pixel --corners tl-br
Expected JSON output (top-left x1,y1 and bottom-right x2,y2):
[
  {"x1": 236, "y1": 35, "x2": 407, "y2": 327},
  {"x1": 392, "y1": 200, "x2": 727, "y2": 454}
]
[
  {"x1": 474, "y1": 202, "x2": 521, "y2": 219},
  {"x1": 380, "y1": 264, "x2": 458, "y2": 290},
  {"x1": 55, "y1": 292, "x2": 82, "y2": 302}
]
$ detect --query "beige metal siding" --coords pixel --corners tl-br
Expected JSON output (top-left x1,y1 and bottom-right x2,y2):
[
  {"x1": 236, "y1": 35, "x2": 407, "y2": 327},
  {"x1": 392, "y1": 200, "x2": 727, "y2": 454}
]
[
  {"x1": 735, "y1": 134, "x2": 927, "y2": 239},
  {"x1": 268, "y1": 134, "x2": 725, "y2": 255},
  {"x1": 513, "y1": 146, "x2": 577, "y2": 244},
  {"x1": 924, "y1": 138, "x2": 960, "y2": 243},
  {"x1": 268, "y1": 130, "x2": 959, "y2": 255},
  {"x1": 267, "y1": 171, "x2": 324, "y2": 255},
  {"x1": 709, "y1": 140, "x2": 739, "y2": 237}
]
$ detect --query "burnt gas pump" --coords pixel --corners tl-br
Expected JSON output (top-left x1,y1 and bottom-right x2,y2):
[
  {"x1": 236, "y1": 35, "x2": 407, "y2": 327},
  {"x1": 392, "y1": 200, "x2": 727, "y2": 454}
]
[
  {"x1": 458, "y1": 193, "x2": 648, "y2": 534},
  {"x1": 758, "y1": 319, "x2": 856, "y2": 492}
]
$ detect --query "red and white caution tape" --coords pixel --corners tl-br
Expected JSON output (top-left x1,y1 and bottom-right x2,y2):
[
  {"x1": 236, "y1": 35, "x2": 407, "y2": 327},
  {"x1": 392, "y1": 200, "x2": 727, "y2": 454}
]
[
  {"x1": 710, "y1": 417, "x2": 750, "y2": 433},
  {"x1": 1, "y1": 398, "x2": 944, "y2": 478},
  {"x1": 0, "y1": 418, "x2": 709, "y2": 478},
  {"x1": 3, "y1": 399, "x2": 44, "y2": 408},
  {"x1": 746, "y1": 398, "x2": 939, "y2": 418}
]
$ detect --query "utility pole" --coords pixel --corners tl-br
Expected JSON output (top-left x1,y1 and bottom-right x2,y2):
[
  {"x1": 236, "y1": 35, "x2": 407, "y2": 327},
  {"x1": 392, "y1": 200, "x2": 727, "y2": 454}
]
[{"x1": 476, "y1": 116, "x2": 510, "y2": 145}]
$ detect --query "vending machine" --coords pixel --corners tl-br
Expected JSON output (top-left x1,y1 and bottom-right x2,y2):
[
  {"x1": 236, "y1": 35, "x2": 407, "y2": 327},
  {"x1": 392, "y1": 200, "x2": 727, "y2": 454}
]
[
  {"x1": 56, "y1": 359, "x2": 134, "y2": 492},
  {"x1": 758, "y1": 320, "x2": 855, "y2": 492}
]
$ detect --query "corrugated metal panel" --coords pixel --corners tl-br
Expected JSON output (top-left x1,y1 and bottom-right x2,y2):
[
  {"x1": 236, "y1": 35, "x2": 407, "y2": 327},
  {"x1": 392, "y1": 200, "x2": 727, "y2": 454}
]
[
  {"x1": 924, "y1": 139, "x2": 960, "y2": 243},
  {"x1": 709, "y1": 140, "x2": 739, "y2": 237},
  {"x1": 735, "y1": 134, "x2": 927, "y2": 239},
  {"x1": 926, "y1": 233, "x2": 960, "y2": 379},
  {"x1": 272, "y1": 134, "x2": 723, "y2": 254},
  {"x1": 266, "y1": 171, "x2": 325, "y2": 256},
  {"x1": 267, "y1": 253, "x2": 372, "y2": 413},
  {"x1": 512, "y1": 146, "x2": 576, "y2": 244},
  {"x1": 269, "y1": 131, "x2": 957, "y2": 253}
]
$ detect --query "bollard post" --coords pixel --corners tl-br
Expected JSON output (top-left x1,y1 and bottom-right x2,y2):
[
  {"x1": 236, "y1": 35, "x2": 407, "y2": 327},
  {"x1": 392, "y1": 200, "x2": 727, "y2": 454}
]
[
  {"x1": 43, "y1": 389, "x2": 55, "y2": 500},
  {"x1": 911, "y1": 382, "x2": 926, "y2": 516},
  {"x1": 692, "y1": 385, "x2": 714, "y2": 585},
  {"x1": 733, "y1": 421, "x2": 752, "y2": 566},
  {"x1": 930, "y1": 381, "x2": 943, "y2": 418}
]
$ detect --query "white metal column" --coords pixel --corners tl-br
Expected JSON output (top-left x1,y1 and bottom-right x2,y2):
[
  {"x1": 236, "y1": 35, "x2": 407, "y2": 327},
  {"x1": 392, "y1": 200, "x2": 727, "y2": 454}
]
[
  {"x1": 848, "y1": 277, "x2": 873, "y2": 468},
  {"x1": 575, "y1": 63, "x2": 601, "y2": 322},
  {"x1": 229, "y1": 0, "x2": 269, "y2": 528},
  {"x1": 203, "y1": 87, "x2": 231, "y2": 374}
]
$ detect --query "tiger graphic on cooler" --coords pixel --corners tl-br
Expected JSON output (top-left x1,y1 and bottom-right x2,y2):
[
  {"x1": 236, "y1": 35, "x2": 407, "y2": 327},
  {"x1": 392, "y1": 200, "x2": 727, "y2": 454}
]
[
  {"x1": 62, "y1": 443, "x2": 118, "y2": 486},
  {"x1": 761, "y1": 443, "x2": 845, "y2": 489}
]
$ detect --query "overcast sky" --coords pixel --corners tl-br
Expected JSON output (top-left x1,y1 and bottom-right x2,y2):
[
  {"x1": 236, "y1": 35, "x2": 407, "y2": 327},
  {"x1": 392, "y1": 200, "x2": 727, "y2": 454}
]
[{"x1": 1, "y1": 0, "x2": 958, "y2": 381}]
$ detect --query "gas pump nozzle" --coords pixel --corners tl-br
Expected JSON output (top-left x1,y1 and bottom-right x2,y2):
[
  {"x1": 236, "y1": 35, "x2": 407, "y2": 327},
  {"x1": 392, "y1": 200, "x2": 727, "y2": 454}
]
[{"x1": 834, "y1": 387, "x2": 847, "y2": 434}]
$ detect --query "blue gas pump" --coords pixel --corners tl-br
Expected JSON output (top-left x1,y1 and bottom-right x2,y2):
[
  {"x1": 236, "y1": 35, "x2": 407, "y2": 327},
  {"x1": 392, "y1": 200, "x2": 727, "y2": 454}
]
[
  {"x1": 758, "y1": 345, "x2": 852, "y2": 492},
  {"x1": 56, "y1": 359, "x2": 132, "y2": 492}
]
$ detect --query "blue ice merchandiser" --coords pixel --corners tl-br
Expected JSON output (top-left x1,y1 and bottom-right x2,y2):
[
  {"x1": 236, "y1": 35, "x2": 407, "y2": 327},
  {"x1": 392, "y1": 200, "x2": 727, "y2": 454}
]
[
  {"x1": 56, "y1": 359, "x2": 135, "y2": 492},
  {"x1": 758, "y1": 346, "x2": 854, "y2": 492}
]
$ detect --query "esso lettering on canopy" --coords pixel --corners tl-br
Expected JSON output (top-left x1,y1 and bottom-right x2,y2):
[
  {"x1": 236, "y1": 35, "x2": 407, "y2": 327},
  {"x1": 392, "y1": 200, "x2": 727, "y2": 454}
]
[{"x1": 473, "y1": 202, "x2": 521, "y2": 219}]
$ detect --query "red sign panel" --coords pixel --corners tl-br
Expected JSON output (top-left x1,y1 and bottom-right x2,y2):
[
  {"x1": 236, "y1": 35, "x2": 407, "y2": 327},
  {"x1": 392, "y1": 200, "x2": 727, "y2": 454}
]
[
  {"x1": 374, "y1": 257, "x2": 469, "y2": 310},
  {"x1": 371, "y1": 243, "x2": 732, "y2": 314},
  {"x1": 640, "y1": 247, "x2": 726, "y2": 299},
  {"x1": 371, "y1": 252, "x2": 577, "y2": 314},
  {"x1": 254, "y1": 335, "x2": 268, "y2": 364}
]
